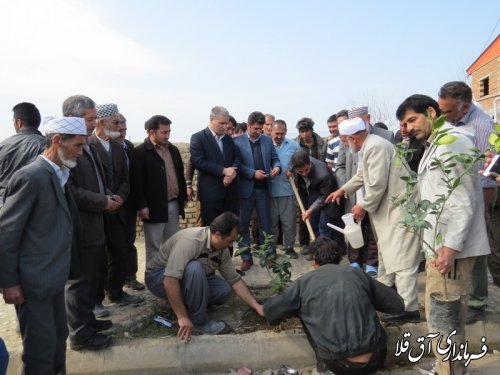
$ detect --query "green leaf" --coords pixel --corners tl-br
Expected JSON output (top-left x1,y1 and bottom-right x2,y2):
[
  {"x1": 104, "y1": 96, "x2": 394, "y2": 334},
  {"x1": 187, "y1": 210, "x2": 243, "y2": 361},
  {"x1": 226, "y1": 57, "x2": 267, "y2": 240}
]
[
  {"x1": 494, "y1": 123, "x2": 500, "y2": 134},
  {"x1": 436, "y1": 134, "x2": 457, "y2": 145},
  {"x1": 435, "y1": 232, "x2": 443, "y2": 246},
  {"x1": 496, "y1": 138, "x2": 500, "y2": 153},
  {"x1": 488, "y1": 132, "x2": 499, "y2": 147},
  {"x1": 431, "y1": 114, "x2": 446, "y2": 132}
]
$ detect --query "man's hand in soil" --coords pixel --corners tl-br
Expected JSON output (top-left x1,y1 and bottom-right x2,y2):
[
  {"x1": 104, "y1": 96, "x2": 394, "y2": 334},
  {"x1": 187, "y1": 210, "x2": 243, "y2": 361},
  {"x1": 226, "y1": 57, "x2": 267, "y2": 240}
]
[{"x1": 254, "y1": 304, "x2": 265, "y2": 317}]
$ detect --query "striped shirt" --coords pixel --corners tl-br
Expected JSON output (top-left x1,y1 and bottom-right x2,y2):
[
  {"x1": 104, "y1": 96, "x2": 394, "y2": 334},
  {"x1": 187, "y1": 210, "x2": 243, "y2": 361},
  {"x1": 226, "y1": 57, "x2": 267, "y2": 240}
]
[
  {"x1": 454, "y1": 104, "x2": 496, "y2": 189},
  {"x1": 325, "y1": 136, "x2": 341, "y2": 172}
]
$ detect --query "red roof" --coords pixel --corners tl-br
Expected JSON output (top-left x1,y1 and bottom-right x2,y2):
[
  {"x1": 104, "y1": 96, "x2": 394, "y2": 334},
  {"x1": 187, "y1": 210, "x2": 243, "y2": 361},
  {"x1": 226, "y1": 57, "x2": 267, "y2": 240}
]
[{"x1": 467, "y1": 34, "x2": 500, "y2": 75}]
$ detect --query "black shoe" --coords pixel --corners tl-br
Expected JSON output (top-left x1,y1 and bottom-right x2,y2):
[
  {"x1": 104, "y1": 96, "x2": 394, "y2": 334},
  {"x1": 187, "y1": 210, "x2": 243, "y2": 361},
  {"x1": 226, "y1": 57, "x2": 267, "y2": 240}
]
[
  {"x1": 284, "y1": 247, "x2": 298, "y2": 259},
  {"x1": 93, "y1": 303, "x2": 110, "y2": 318},
  {"x1": 300, "y1": 245, "x2": 309, "y2": 255},
  {"x1": 125, "y1": 280, "x2": 145, "y2": 291},
  {"x1": 109, "y1": 291, "x2": 144, "y2": 305},
  {"x1": 93, "y1": 319, "x2": 112, "y2": 332},
  {"x1": 466, "y1": 306, "x2": 485, "y2": 325},
  {"x1": 71, "y1": 333, "x2": 112, "y2": 351},
  {"x1": 381, "y1": 310, "x2": 420, "y2": 324},
  {"x1": 236, "y1": 269, "x2": 246, "y2": 276}
]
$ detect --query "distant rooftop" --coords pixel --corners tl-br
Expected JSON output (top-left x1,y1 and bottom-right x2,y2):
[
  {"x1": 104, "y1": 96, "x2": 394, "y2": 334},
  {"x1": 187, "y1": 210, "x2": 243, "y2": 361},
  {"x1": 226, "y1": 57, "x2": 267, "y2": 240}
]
[{"x1": 467, "y1": 34, "x2": 500, "y2": 75}]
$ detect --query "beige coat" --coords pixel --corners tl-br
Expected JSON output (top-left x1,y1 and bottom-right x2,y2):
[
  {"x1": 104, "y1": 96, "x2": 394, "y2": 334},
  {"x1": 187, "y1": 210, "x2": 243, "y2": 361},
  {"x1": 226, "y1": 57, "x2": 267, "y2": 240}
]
[
  {"x1": 418, "y1": 125, "x2": 490, "y2": 259},
  {"x1": 342, "y1": 134, "x2": 421, "y2": 274}
]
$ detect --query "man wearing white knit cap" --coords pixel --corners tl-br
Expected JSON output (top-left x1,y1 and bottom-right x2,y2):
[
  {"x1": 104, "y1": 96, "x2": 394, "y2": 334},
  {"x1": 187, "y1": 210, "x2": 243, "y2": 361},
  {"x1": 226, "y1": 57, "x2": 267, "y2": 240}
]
[
  {"x1": 326, "y1": 117, "x2": 422, "y2": 324},
  {"x1": 0, "y1": 117, "x2": 86, "y2": 374},
  {"x1": 63, "y1": 95, "x2": 119, "y2": 351},
  {"x1": 90, "y1": 103, "x2": 143, "y2": 307}
]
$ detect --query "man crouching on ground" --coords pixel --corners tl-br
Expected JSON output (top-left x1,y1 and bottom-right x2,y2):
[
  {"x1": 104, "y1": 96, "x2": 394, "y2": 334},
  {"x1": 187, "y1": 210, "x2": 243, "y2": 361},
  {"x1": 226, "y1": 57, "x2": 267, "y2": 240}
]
[
  {"x1": 263, "y1": 237, "x2": 404, "y2": 375},
  {"x1": 145, "y1": 212, "x2": 264, "y2": 341}
]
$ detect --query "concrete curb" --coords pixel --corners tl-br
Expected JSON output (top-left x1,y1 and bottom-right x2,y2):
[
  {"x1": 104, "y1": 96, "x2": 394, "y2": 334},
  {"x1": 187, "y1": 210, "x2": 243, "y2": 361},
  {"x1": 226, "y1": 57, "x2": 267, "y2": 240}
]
[{"x1": 7, "y1": 321, "x2": 500, "y2": 374}]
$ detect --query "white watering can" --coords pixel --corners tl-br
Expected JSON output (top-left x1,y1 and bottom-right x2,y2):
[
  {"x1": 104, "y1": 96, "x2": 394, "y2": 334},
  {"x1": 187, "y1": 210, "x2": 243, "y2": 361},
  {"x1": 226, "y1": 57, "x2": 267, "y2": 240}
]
[{"x1": 327, "y1": 213, "x2": 364, "y2": 249}]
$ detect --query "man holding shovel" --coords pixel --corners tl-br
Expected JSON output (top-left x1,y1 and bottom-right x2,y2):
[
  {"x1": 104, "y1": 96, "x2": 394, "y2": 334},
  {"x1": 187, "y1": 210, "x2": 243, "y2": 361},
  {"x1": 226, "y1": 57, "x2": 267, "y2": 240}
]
[
  {"x1": 326, "y1": 117, "x2": 421, "y2": 324},
  {"x1": 396, "y1": 94, "x2": 490, "y2": 375},
  {"x1": 290, "y1": 149, "x2": 344, "y2": 252}
]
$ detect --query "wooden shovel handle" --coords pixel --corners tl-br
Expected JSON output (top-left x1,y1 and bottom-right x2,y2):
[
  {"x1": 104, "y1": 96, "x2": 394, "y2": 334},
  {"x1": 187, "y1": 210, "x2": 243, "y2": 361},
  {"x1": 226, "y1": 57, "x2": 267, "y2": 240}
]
[{"x1": 288, "y1": 176, "x2": 316, "y2": 241}]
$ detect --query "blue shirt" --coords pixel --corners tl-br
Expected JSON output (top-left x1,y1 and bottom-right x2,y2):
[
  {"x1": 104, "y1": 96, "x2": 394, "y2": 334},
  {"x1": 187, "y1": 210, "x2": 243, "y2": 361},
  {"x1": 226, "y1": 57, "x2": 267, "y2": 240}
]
[{"x1": 270, "y1": 138, "x2": 299, "y2": 197}]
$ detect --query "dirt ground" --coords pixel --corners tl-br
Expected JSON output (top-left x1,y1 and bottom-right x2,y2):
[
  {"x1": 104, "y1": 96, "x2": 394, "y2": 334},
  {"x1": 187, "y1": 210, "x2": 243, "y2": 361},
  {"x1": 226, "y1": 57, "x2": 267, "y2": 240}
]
[{"x1": 132, "y1": 286, "x2": 301, "y2": 339}]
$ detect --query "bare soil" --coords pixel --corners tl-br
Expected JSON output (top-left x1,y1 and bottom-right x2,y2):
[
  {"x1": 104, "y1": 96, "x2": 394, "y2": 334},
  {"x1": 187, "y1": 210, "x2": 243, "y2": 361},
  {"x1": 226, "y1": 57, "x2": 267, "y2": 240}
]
[{"x1": 132, "y1": 287, "x2": 302, "y2": 339}]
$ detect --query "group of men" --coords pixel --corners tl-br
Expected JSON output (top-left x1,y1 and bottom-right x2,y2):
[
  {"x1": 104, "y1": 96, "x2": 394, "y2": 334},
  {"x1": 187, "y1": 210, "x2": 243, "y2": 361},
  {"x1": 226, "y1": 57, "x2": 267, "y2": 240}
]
[
  {"x1": 0, "y1": 79, "x2": 498, "y2": 375},
  {"x1": 0, "y1": 96, "x2": 189, "y2": 373}
]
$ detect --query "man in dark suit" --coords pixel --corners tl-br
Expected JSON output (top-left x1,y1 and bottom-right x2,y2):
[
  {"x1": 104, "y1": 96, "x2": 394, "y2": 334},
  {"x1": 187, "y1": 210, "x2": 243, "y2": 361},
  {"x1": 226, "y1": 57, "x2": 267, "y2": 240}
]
[
  {"x1": 233, "y1": 111, "x2": 280, "y2": 270},
  {"x1": 0, "y1": 116, "x2": 87, "y2": 374},
  {"x1": 115, "y1": 113, "x2": 145, "y2": 291},
  {"x1": 190, "y1": 106, "x2": 240, "y2": 226},
  {"x1": 90, "y1": 104, "x2": 143, "y2": 306},
  {"x1": 131, "y1": 115, "x2": 187, "y2": 263},
  {"x1": 63, "y1": 95, "x2": 119, "y2": 351}
]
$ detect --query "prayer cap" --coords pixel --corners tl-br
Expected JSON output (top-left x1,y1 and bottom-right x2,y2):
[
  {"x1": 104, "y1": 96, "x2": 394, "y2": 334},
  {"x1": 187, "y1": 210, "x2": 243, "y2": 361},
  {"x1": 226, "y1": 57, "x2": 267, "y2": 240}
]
[
  {"x1": 348, "y1": 106, "x2": 369, "y2": 119},
  {"x1": 338, "y1": 117, "x2": 366, "y2": 136},
  {"x1": 96, "y1": 103, "x2": 119, "y2": 119},
  {"x1": 43, "y1": 117, "x2": 86, "y2": 135}
]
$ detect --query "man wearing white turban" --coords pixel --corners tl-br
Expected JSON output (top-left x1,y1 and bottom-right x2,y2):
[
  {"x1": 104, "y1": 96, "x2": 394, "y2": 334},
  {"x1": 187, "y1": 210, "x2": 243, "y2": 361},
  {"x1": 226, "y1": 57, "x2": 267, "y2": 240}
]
[
  {"x1": 326, "y1": 117, "x2": 422, "y2": 324},
  {"x1": 0, "y1": 117, "x2": 86, "y2": 374}
]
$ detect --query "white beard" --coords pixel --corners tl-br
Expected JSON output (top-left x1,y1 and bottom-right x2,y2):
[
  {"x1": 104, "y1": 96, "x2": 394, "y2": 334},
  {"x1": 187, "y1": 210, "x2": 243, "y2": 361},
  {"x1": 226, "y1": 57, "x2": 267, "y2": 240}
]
[
  {"x1": 105, "y1": 128, "x2": 120, "y2": 139},
  {"x1": 57, "y1": 148, "x2": 77, "y2": 169},
  {"x1": 348, "y1": 140, "x2": 360, "y2": 154}
]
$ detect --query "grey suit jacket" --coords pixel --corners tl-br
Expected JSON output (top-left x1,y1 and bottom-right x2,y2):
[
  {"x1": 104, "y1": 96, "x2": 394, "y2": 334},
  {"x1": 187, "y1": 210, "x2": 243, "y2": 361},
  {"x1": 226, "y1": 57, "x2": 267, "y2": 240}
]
[{"x1": 0, "y1": 156, "x2": 80, "y2": 300}]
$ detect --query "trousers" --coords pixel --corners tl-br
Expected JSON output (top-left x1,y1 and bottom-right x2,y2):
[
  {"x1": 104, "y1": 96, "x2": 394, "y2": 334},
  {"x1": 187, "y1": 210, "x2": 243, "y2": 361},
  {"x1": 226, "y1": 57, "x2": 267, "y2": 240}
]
[{"x1": 145, "y1": 261, "x2": 231, "y2": 325}]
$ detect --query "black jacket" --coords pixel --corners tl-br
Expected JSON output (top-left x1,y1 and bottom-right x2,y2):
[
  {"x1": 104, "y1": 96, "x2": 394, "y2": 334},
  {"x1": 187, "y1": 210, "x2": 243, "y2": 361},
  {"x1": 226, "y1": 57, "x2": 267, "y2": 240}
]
[
  {"x1": 0, "y1": 128, "x2": 45, "y2": 206},
  {"x1": 190, "y1": 127, "x2": 239, "y2": 202},
  {"x1": 131, "y1": 138, "x2": 186, "y2": 223},
  {"x1": 69, "y1": 144, "x2": 108, "y2": 247},
  {"x1": 264, "y1": 264, "x2": 404, "y2": 360},
  {"x1": 296, "y1": 157, "x2": 343, "y2": 218}
]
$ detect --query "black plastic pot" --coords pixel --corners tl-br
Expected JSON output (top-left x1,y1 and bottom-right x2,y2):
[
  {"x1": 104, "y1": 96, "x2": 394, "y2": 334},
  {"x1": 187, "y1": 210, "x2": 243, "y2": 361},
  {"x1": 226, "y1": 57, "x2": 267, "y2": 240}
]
[{"x1": 428, "y1": 292, "x2": 461, "y2": 334}]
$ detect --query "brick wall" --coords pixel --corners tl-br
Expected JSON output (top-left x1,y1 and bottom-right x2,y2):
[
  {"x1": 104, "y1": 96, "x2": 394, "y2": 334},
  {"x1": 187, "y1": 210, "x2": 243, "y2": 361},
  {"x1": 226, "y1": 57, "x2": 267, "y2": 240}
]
[{"x1": 470, "y1": 56, "x2": 500, "y2": 119}]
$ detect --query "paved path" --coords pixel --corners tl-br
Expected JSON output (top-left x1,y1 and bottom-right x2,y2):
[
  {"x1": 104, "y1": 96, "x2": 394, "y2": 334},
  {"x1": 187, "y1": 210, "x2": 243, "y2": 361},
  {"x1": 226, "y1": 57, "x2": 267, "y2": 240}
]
[{"x1": 2, "y1": 237, "x2": 500, "y2": 374}]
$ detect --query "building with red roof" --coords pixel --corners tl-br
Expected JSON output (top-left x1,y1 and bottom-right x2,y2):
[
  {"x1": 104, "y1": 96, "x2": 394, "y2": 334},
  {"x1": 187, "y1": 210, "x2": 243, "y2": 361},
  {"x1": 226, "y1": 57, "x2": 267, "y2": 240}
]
[{"x1": 466, "y1": 34, "x2": 500, "y2": 120}]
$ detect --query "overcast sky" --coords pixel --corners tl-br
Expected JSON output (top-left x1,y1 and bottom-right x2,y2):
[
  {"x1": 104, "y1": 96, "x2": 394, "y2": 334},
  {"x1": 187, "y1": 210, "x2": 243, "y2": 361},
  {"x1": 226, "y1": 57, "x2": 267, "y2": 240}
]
[{"x1": 1, "y1": 0, "x2": 499, "y2": 143}]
